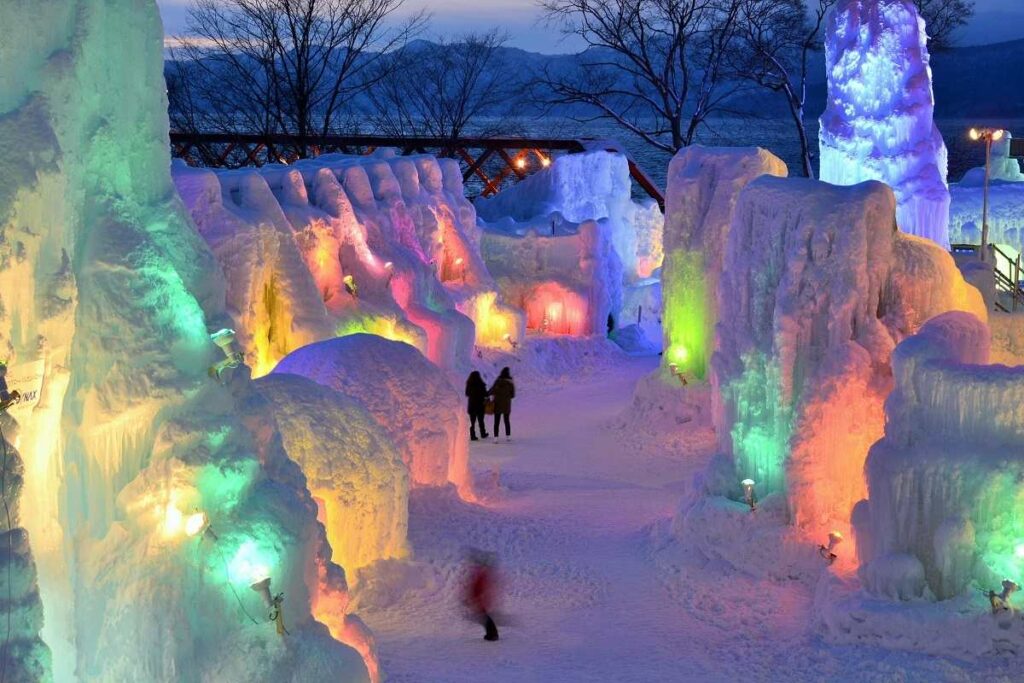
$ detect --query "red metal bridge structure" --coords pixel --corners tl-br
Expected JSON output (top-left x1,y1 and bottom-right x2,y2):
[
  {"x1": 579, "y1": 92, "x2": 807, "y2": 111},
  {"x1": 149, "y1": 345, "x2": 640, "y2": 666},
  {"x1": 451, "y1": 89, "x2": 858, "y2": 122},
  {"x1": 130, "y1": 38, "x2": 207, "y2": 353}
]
[{"x1": 169, "y1": 132, "x2": 665, "y2": 210}]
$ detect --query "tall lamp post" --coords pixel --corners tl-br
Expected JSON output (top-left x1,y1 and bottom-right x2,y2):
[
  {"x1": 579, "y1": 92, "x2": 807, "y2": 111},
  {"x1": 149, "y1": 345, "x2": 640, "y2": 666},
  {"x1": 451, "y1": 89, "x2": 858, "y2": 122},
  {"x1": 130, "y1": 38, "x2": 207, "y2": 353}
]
[{"x1": 969, "y1": 127, "x2": 1005, "y2": 263}]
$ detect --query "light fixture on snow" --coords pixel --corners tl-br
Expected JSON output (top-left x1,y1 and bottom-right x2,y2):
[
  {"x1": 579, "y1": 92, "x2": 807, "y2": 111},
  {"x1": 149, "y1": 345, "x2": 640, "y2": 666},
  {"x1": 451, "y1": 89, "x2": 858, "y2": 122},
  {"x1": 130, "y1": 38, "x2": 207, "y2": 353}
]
[
  {"x1": 343, "y1": 274, "x2": 358, "y2": 299},
  {"x1": 987, "y1": 579, "x2": 1019, "y2": 614},
  {"x1": 384, "y1": 261, "x2": 395, "y2": 287},
  {"x1": 251, "y1": 575, "x2": 289, "y2": 635},
  {"x1": 209, "y1": 329, "x2": 244, "y2": 382},
  {"x1": 502, "y1": 333, "x2": 518, "y2": 352},
  {"x1": 741, "y1": 479, "x2": 757, "y2": 511},
  {"x1": 667, "y1": 363, "x2": 688, "y2": 387},
  {"x1": 818, "y1": 531, "x2": 843, "y2": 564}
]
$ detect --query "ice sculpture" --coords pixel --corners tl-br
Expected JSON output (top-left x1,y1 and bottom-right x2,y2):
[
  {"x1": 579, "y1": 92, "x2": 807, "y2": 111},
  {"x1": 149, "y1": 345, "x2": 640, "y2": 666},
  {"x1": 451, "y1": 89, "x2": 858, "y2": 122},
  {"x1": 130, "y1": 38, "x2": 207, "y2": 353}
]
[
  {"x1": 711, "y1": 178, "x2": 985, "y2": 533},
  {"x1": 274, "y1": 335, "x2": 474, "y2": 500},
  {"x1": 661, "y1": 146, "x2": 787, "y2": 379},
  {"x1": 819, "y1": 0, "x2": 951, "y2": 248},
  {"x1": 175, "y1": 151, "x2": 523, "y2": 375},
  {"x1": 0, "y1": 0, "x2": 371, "y2": 679},
  {"x1": 475, "y1": 150, "x2": 663, "y2": 337},
  {"x1": 854, "y1": 311, "x2": 1024, "y2": 600},
  {"x1": 256, "y1": 374, "x2": 409, "y2": 572}
]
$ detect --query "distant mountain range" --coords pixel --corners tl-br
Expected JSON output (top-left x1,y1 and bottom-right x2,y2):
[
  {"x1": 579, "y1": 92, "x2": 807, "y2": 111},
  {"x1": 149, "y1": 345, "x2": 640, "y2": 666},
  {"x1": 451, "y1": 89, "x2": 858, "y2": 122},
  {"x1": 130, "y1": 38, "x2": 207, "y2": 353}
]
[{"x1": 167, "y1": 37, "x2": 1024, "y2": 125}]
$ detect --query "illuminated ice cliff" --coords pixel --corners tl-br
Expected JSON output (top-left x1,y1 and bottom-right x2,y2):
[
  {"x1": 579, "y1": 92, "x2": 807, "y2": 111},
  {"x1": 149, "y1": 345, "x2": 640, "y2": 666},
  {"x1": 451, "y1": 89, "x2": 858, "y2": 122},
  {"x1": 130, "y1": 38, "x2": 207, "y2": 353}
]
[
  {"x1": 0, "y1": 0, "x2": 374, "y2": 679},
  {"x1": 174, "y1": 152, "x2": 524, "y2": 376},
  {"x1": 819, "y1": 0, "x2": 951, "y2": 248},
  {"x1": 660, "y1": 146, "x2": 787, "y2": 380}
]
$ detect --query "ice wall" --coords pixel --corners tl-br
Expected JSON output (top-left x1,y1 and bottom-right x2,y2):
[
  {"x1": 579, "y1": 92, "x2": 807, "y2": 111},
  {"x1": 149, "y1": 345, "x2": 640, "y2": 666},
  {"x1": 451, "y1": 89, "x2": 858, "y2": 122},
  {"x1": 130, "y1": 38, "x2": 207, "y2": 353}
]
[
  {"x1": 0, "y1": 0, "x2": 370, "y2": 679},
  {"x1": 255, "y1": 374, "x2": 409, "y2": 573},
  {"x1": 274, "y1": 335, "x2": 473, "y2": 500},
  {"x1": 661, "y1": 146, "x2": 787, "y2": 379},
  {"x1": 854, "y1": 312, "x2": 1024, "y2": 600},
  {"x1": 175, "y1": 152, "x2": 523, "y2": 374},
  {"x1": 819, "y1": 0, "x2": 951, "y2": 248},
  {"x1": 475, "y1": 150, "x2": 663, "y2": 281},
  {"x1": 712, "y1": 177, "x2": 985, "y2": 534}
]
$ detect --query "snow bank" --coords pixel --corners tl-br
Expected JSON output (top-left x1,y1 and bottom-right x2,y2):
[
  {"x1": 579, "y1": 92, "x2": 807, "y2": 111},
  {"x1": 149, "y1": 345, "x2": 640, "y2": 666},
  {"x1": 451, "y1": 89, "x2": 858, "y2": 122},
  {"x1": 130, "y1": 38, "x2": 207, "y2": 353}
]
[
  {"x1": 255, "y1": 374, "x2": 409, "y2": 572},
  {"x1": 819, "y1": 0, "x2": 951, "y2": 247},
  {"x1": 0, "y1": 0, "x2": 371, "y2": 679},
  {"x1": 990, "y1": 313, "x2": 1024, "y2": 365},
  {"x1": 949, "y1": 182, "x2": 1024, "y2": 252},
  {"x1": 709, "y1": 177, "x2": 984, "y2": 537},
  {"x1": 661, "y1": 146, "x2": 787, "y2": 379},
  {"x1": 475, "y1": 150, "x2": 663, "y2": 338},
  {"x1": 174, "y1": 150, "x2": 525, "y2": 374},
  {"x1": 274, "y1": 335, "x2": 473, "y2": 500}
]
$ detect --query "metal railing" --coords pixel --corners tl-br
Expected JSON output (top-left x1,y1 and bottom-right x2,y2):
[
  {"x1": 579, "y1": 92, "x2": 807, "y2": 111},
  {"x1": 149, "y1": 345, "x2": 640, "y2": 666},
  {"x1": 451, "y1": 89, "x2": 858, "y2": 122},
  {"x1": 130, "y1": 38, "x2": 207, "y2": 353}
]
[
  {"x1": 169, "y1": 132, "x2": 665, "y2": 209},
  {"x1": 951, "y1": 243, "x2": 1024, "y2": 312}
]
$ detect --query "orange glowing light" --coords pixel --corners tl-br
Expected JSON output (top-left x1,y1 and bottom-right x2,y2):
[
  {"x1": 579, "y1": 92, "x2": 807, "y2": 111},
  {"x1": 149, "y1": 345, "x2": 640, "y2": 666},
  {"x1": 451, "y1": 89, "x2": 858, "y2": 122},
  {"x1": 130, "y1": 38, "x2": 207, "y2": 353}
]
[
  {"x1": 541, "y1": 156, "x2": 551, "y2": 168},
  {"x1": 515, "y1": 158, "x2": 526, "y2": 170}
]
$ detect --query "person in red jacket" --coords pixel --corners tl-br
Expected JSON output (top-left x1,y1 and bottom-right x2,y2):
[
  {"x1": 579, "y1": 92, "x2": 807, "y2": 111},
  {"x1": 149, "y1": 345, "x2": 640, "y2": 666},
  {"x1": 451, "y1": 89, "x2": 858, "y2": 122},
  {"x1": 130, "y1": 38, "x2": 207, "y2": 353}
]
[{"x1": 463, "y1": 550, "x2": 500, "y2": 641}]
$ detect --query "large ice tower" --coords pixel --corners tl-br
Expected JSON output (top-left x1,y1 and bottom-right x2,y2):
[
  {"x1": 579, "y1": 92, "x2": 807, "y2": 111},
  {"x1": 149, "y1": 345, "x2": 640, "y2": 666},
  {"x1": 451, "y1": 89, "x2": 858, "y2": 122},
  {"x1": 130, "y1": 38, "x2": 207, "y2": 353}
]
[
  {"x1": 0, "y1": 0, "x2": 371, "y2": 679},
  {"x1": 819, "y1": 0, "x2": 951, "y2": 248}
]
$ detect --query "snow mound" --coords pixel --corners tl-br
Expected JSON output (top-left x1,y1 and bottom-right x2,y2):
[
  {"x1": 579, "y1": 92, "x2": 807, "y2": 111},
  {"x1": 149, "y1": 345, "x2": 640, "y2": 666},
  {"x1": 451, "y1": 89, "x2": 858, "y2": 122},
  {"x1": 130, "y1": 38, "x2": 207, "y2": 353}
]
[
  {"x1": 608, "y1": 324, "x2": 658, "y2": 355},
  {"x1": 274, "y1": 335, "x2": 473, "y2": 500},
  {"x1": 819, "y1": 0, "x2": 950, "y2": 247},
  {"x1": 255, "y1": 374, "x2": 409, "y2": 572}
]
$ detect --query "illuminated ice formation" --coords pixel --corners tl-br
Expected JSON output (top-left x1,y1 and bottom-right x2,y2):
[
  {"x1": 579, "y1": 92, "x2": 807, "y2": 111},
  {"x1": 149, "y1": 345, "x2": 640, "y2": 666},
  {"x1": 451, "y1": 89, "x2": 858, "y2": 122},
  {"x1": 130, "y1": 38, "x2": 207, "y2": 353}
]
[
  {"x1": 174, "y1": 151, "x2": 523, "y2": 375},
  {"x1": 711, "y1": 178, "x2": 985, "y2": 533},
  {"x1": 0, "y1": 0, "x2": 371, "y2": 679},
  {"x1": 274, "y1": 335, "x2": 473, "y2": 500},
  {"x1": 854, "y1": 312, "x2": 1024, "y2": 600},
  {"x1": 475, "y1": 150, "x2": 664, "y2": 336},
  {"x1": 661, "y1": 146, "x2": 787, "y2": 379},
  {"x1": 819, "y1": 0, "x2": 951, "y2": 248},
  {"x1": 816, "y1": 313, "x2": 1024, "y2": 657},
  {"x1": 255, "y1": 374, "x2": 409, "y2": 572}
]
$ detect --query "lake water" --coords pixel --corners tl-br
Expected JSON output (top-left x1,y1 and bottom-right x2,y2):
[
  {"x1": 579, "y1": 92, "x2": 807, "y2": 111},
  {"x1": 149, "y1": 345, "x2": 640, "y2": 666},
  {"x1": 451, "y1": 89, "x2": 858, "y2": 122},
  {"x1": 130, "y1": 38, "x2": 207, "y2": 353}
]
[{"x1": 503, "y1": 116, "x2": 1024, "y2": 196}]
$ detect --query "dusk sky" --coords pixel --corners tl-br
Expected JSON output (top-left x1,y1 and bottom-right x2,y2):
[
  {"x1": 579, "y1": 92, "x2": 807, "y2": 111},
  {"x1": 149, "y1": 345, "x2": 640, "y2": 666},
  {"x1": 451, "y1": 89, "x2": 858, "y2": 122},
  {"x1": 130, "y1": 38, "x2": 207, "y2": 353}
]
[{"x1": 157, "y1": 0, "x2": 1024, "y2": 53}]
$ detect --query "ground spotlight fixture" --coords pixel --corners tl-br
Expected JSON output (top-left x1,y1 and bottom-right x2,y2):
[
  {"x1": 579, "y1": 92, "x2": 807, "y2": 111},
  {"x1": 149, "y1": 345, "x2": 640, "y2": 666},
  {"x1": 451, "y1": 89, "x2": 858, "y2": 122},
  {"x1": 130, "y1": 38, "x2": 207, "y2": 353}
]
[
  {"x1": 818, "y1": 531, "x2": 843, "y2": 564},
  {"x1": 987, "y1": 579, "x2": 1019, "y2": 614},
  {"x1": 384, "y1": 261, "x2": 395, "y2": 287},
  {"x1": 741, "y1": 479, "x2": 756, "y2": 511},
  {"x1": 343, "y1": 274, "x2": 358, "y2": 299},
  {"x1": 251, "y1": 575, "x2": 288, "y2": 635},
  {"x1": 667, "y1": 363, "x2": 688, "y2": 386},
  {"x1": 209, "y1": 329, "x2": 244, "y2": 381},
  {"x1": 502, "y1": 333, "x2": 518, "y2": 352},
  {"x1": 184, "y1": 510, "x2": 219, "y2": 542}
]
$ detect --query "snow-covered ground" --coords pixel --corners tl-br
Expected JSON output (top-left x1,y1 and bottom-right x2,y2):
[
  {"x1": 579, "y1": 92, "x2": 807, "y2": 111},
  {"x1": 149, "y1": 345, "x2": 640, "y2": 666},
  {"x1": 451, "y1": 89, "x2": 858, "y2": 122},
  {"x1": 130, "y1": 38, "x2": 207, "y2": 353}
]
[{"x1": 354, "y1": 359, "x2": 1019, "y2": 681}]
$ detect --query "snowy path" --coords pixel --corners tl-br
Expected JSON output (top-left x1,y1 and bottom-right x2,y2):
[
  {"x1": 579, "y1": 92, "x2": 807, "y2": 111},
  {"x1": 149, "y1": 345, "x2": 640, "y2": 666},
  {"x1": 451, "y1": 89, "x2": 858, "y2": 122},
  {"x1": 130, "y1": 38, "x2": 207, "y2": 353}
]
[{"x1": 357, "y1": 358, "x2": 1016, "y2": 682}]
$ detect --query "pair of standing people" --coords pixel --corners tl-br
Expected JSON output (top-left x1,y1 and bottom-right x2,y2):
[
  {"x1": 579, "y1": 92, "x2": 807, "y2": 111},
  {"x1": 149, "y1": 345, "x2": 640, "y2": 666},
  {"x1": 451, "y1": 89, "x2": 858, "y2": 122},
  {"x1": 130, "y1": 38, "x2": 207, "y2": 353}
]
[{"x1": 465, "y1": 367, "x2": 515, "y2": 443}]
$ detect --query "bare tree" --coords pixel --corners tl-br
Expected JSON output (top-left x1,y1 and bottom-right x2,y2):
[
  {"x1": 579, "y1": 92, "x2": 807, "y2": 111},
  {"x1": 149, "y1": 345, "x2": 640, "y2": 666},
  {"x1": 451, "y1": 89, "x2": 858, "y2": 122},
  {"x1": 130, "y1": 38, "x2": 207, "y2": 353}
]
[
  {"x1": 175, "y1": 0, "x2": 425, "y2": 139},
  {"x1": 536, "y1": 0, "x2": 748, "y2": 154},
  {"x1": 914, "y1": 0, "x2": 975, "y2": 50},
  {"x1": 732, "y1": 0, "x2": 834, "y2": 177},
  {"x1": 366, "y1": 31, "x2": 521, "y2": 140}
]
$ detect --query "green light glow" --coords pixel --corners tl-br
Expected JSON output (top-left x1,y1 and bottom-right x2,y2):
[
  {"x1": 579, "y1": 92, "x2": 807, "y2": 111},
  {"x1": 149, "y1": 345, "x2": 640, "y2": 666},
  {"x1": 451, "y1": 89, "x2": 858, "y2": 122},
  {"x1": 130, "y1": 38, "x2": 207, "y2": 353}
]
[
  {"x1": 227, "y1": 538, "x2": 278, "y2": 586},
  {"x1": 662, "y1": 249, "x2": 709, "y2": 379},
  {"x1": 973, "y1": 472, "x2": 1024, "y2": 586},
  {"x1": 196, "y1": 460, "x2": 259, "y2": 514},
  {"x1": 724, "y1": 351, "x2": 792, "y2": 497}
]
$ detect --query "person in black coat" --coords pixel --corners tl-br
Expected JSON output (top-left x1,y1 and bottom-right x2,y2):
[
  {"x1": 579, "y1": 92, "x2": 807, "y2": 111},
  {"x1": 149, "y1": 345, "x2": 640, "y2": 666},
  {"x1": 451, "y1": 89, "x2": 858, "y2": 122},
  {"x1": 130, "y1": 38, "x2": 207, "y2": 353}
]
[
  {"x1": 465, "y1": 371, "x2": 489, "y2": 441},
  {"x1": 489, "y1": 367, "x2": 515, "y2": 442}
]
